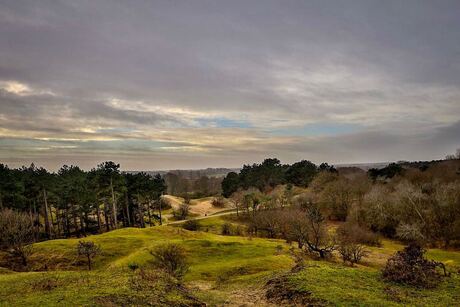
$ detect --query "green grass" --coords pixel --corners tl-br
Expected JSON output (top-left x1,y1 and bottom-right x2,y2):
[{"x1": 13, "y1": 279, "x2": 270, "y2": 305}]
[
  {"x1": 0, "y1": 226, "x2": 292, "y2": 306},
  {"x1": 1, "y1": 225, "x2": 460, "y2": 306},
  {"x1": 288, "y1": 261, "x2": 460, "y2": 306}
]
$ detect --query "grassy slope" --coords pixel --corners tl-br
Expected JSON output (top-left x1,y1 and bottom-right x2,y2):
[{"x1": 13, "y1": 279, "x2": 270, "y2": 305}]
[
  {"x1": 1, "y1": 222, "x2": 460, "y2": 306},
  {"x1": 0, "y1": 226, "x2": 291, "y2": 306}
]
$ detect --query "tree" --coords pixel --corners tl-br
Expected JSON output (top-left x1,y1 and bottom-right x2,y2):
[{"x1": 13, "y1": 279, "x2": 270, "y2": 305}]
[
  {"x1": 95, "y1": 162, "x2": 124, "y2": 230},
  {"x1": 0, "y1": 209, "x2": 35, "y2": 266},
  {"x1": 221, "y1": 172, "x2": 240, "y2": 197},
  {"x1": 173, "y1": 203, "x2": 190, "y2": 220},
  {"x1": 77, "y1": 240, "x2": 101, "y2": 270},
  {"x1": 285, "y1": 160, "x2": 317, "y2": 187},
  {"x1": 303, "y1": 204, "x2": 337, "y2": 258},
  {"x1": 230, "y1": 189, "x2": 244, "y2": 217},
  {"x1": 338, "y1": 242, "x2": 368, "y2": 266}
]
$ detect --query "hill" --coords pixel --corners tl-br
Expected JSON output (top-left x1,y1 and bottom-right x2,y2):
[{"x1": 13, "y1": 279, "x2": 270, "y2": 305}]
[{"x1": 1, "y1": 223, "x2": 459, "y2": 306}]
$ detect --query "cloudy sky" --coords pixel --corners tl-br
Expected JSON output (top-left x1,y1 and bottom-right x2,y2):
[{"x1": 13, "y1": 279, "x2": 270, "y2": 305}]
[{"x1": 0, "y1": 0, "x2": 459, "y2": 170}]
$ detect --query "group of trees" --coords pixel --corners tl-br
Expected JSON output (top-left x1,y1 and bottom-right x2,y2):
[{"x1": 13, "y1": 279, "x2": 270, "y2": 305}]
[
  {"x1": 224, "y1": 157, "x2": 460, "y2": 252},
  {"x1": 0, "y1": 161, "x2": 167, "y2": 241},
  {"x1": 164, "y1": 172, "x2": 222, "y2": 198},
  {"x1": 222, "y1": 158, "x2": 336, "y2": 197}
]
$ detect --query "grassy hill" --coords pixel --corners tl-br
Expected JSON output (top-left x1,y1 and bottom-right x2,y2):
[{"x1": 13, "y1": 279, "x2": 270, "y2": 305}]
[{"x1": 1, "y1": 223, "x2": 459, "y2": 306}]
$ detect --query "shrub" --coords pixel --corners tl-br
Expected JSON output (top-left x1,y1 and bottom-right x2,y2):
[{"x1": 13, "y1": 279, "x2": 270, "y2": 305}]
[
  {"x1": 182, "y1": 219, "x2": 200, "y2": 231},
  {"x1": 0, "y1": 209, "x2": 35, "y2": 267},
  {"x1": 338, "y1": 242, "x2": 368, "y2": 266},
  {"x1": 337, "y1": 222, "x2": 381, "y2": 247},
  {"x1": 221, "y1": 223, "x2": 233, "y2": 235},
  {"x1": 173, "y1": 203, "x2": 190, "y2": 220},
  {"x1": 150, "y1": 243, "x2": 189, "y2": 279},
  {"x1": 77, "y1": 241, "x2": 101, "y2": 270},
  {"x1": 382, "y1": 243, "x2": 448, "y2": 288},
  {"x1": 128, "y1": 262, "x2": 140, "y2": 271}
]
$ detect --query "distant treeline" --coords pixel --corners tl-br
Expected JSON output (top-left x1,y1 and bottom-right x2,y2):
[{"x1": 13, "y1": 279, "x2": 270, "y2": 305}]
[
  {"x1": 221, "y1": 158, "x2": 337, "y2": 197},
  {"x1": 127, "y1": 168, "x2": 238, "y2": 198},
  {"x1": 0, "y1": 161, "x2": 167, "y2": 240}
]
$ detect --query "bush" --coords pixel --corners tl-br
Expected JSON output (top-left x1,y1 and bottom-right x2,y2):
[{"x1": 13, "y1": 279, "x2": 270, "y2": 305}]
[
  {"x1": 0, "y1": 209, "x2": 35, "y2": 267},
  {"x1": 173, "y1": 203, "x2": 190, "y2": 220},
  {"x1": 182, "y1": 219, "x2": 200, "y2": 231},
  {"x1": 382, "y1": 243, "x2": 448, "y2": 288},
  {"x1": 221, "y1": 223, "x2": 233, "y2": 235},
  {"x1": 337, "y1": 222, "x2": 381, "y2": 247},
  {"x1": 338, "y1": 242, "x2": 368, "y2": 266},
  {"x1": 150, "y1": 243, "x2": 189, "y2": 279},
  {"x1": 128, "y1": 262, "x2": 139, "y2": 271}
]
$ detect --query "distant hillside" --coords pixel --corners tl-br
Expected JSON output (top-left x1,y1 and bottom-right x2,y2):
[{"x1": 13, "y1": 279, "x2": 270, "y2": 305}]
[{"x1": 125, "y1": 168, "x2": 240, "y2": 179}]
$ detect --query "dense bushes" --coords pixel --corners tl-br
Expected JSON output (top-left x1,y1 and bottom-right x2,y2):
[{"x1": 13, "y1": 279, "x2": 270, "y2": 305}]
[
  {"x1": 182, "y1": 219, "x2": 200, "y2": 231},
  {"x1": 336, "y1": 222, "x2": 381, "y2": 247}
]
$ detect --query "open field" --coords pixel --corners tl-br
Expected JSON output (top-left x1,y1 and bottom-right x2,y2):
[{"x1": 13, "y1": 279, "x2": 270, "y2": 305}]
[{"x1": 1, "y1": 219, "x2": 460, "y2": 306}]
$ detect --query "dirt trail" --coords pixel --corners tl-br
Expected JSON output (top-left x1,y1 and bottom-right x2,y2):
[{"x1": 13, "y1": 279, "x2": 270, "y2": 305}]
[{"x1": 162, "y1": 195, "x2": 233, "y2": 218}]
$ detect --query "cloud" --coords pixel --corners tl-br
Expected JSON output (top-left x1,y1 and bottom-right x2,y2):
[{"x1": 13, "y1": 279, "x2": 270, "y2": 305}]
[{"x1": 0, "y1": 1, "x2": 459, "y2": 170}]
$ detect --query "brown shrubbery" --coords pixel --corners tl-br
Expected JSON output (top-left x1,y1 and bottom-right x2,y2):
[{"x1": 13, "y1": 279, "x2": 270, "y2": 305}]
[
  {"x1": 0, "y1": 209, "x2": 35, "y2": 268},
  {"x1": 336, "y1": 222, "x2": 381, "y2": 247}
]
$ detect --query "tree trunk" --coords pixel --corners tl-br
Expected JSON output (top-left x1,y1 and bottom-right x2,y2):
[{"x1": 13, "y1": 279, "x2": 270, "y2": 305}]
[
  {"x1": 96, "y1": 203, "x2": 102, "y2": 233},
  {"x1": 110, "y1": 177, "x2": 118, "y2": 229},
  {"x1": 87, "y1": 255, "x2": 92, "y2": 270},
  {"x1": 138, "y1": 205, "x2": 145, "y2": 228},
  {"x1": 64, "y1": 208, "x2": 70, "y2": 238},
  {"x1": 43, "y1": 189, "x2": 51, "y2": 239},
  {"x1": 72, "y1": 206, "x2": 79, "y2": 237},
  {"x1": 49, "y1": 204, "x2": 56, "y2": 238},
  {"x1": 159, "y1": 199, "x2": 162, "y2": 225},
  {"x1": 103, "y1": 202, "x2": 110, "y2": 232},
  {"x1": 56, "y1": 209, "x2": 62, "y2": 238},
  {"x1": 147, "y1": 201, "x2": 152, "y2": 226},
  {"x1": 80, "y1": 214, "x2": 86, "y2": 236},
  {"x1": 125, "y1": 193, "x2": 131, "y2": 227}
]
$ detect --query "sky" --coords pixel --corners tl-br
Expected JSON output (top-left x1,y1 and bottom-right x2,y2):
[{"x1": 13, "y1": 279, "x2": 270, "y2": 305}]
[{"x1": 0, "y1": 0, "x2": 459, "y2": 171}]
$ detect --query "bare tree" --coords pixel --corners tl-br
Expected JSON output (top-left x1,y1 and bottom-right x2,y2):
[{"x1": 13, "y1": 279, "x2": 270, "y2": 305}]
[
  {"x1": 338, "y1": 242, "x2": 368, "y2": 266},
  {"x1": 303, "y1": 205, "x2": 337, "y2": 258},
  {"x1": 173, "y1": 202, "x2": 190, "y2": 220},
  {"x1": 77, "y1": 240, "x2": 101, "y2": 270},
  {"x1": 0, "y1": 209, "x2": 35, "y2": 267}
]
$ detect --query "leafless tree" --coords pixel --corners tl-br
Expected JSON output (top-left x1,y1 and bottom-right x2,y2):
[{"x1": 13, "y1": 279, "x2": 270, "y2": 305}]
[
  {"x1": 0, "y1": 209, "x2": 35, "y2": 267},
  {"x1": 77, "y1": 240, "x2": 101, "y2": 270}
]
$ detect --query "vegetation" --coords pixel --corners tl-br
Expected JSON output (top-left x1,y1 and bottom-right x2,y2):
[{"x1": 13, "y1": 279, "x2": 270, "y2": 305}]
[
  {"x1": 0, "y1": 209, "x2": 35, "y2": 267},
  {"x1": 382, "y1": 243, "x2": 448, "y2": 288},
  {"x1": 0, "y1": 162, "x2": 167, "y2": 240},
  {"x1": 1, "y1": 154, "x2": 460, "y2": 305},
  {"x1": 77, "y1": 241, "x2": 101, "y2": 271},
  {"x1": 150, "y1": 243, "x2": 189, "y2": 279}
]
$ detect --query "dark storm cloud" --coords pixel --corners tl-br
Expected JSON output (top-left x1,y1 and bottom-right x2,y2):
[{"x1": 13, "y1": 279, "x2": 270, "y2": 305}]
[{"x1": 0, "y1": 0, "x2": 459, "y2": 169}]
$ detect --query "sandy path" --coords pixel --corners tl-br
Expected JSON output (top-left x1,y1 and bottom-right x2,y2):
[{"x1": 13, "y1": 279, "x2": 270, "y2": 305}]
[{"x1": 162, "y1": 195, "x2": 233, "y2": 217}]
